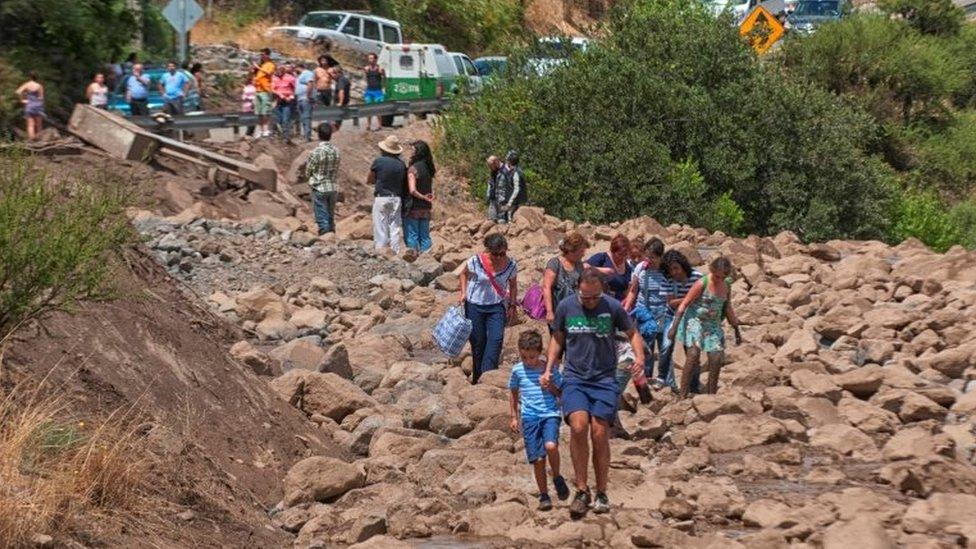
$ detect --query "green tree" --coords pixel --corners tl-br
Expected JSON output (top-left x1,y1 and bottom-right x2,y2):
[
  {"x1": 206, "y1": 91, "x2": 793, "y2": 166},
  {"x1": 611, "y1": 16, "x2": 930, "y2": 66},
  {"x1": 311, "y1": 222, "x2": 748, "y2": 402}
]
[
  {"x1": 441, "y1": 0, "x2": 896, "y2": 241},
  {"x1": 0, "y1": 0, "x2": 138, "y2": 129},
  {"x1": 878, "y1": 0, "x2": 964, "y2": 36}
]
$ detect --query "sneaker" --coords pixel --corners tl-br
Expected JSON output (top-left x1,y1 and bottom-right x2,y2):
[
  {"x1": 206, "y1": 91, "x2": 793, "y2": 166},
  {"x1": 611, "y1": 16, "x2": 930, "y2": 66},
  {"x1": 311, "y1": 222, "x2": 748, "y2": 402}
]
[
  {"x1": 569, "y1": 490, "x2": 591, "y2": 520},
  {"x1": 553, "y1": 476, "x2": 570, "y2": 501},
  {"x1": 592, "y1": 492, "x2": 610, "y2": 514},
  {"x1": 652, "y1": 378, "x2": 668, "y2": 390},
  {"x1": 538, "y1": 494, "x2": 553, "y2": 511}
]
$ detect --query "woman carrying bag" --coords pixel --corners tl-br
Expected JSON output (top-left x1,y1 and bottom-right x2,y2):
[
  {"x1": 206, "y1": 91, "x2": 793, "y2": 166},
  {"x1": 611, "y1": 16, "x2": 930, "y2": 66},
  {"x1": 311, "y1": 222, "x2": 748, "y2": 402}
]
[{"x1": 458, "y1": 234, "x2": 519, "y2": 384}]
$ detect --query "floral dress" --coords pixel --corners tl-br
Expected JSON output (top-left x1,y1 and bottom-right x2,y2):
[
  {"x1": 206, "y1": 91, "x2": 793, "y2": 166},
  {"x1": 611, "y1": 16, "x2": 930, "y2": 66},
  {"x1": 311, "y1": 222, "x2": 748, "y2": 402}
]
[{"x1": 675, "y1": 275, "x2": 729, "y2": 353}]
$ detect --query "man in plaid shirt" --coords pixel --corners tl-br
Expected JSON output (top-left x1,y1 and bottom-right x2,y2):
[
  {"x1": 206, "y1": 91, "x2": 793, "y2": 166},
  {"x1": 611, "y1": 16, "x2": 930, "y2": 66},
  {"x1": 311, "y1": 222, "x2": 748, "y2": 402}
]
[{"x1": 306, "y1": 124, "x2": 341, "y2": 234}]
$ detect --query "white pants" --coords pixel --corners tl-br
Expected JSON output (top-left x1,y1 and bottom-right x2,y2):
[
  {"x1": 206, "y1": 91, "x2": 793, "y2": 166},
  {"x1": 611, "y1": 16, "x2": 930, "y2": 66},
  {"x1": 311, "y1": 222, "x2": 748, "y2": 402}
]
[{"x1": 372, "y1": 196, "x2": 402, "y2": 254}]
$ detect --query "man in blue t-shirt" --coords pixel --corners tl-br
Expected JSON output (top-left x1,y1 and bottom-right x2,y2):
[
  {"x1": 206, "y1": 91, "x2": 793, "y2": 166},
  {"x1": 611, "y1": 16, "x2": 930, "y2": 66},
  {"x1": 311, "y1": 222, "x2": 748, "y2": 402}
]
[
  {"x1": 542, "y1": 270, "x2": 645, "y2": 520},
  {"x1": 158, "y1": 61, "x2": 191, "y2": 116}
]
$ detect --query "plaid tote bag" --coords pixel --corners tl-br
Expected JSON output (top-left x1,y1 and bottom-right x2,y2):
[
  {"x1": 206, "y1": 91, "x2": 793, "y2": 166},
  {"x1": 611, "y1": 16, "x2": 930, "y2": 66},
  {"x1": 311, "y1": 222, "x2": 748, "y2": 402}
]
[{"x1": 433, "y1": 305, "x2": 472, "y2": 358}]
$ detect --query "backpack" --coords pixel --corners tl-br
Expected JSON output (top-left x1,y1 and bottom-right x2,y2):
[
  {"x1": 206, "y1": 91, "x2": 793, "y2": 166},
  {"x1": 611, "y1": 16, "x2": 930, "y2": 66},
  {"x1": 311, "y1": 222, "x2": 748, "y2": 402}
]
[{"x1": 521, "y1": 283, "x2": 547, "y2": 319}]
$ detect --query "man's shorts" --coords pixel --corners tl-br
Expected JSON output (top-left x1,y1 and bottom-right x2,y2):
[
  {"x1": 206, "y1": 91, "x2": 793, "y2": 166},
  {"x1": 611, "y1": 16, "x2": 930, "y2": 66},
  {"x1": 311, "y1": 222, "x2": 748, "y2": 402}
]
[
  {"x1": 364, "y1": 89, "x2": 385, "y2": 104},
  {"x1": 562, "y1": 376, "x2": 619, "y2": 425},
  {"x1": 522, "y1": 416, "x2": 560, "y2": 463},
  {"x1": 254, "y1": 92, "x2": 273, "y2": 115}
]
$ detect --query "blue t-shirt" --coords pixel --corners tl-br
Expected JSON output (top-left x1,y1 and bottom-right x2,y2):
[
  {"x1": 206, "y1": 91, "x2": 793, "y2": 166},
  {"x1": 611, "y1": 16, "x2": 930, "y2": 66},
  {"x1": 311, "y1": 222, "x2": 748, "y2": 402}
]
[
  {"x1": 509, "y1": 362, "x2": 562, "y2": 419},
  {"x1": 126, "y1": 74, "x2": 150, "y2": 100},
  {"x1": 587, "y1": 252, "x2": 633, "y2": 301},
  {"x1": 554, "y1": 295, "x2": 633, "y2": 381},
  {"x1": 160, "y1": 71, "x2": 190, "y2": 99},
  {"x1": 295, "y1": 69, "x2": 315, "y2": 100},
  {"x1": 665, "y1": 270, "x2": 703, "y2": 318}
]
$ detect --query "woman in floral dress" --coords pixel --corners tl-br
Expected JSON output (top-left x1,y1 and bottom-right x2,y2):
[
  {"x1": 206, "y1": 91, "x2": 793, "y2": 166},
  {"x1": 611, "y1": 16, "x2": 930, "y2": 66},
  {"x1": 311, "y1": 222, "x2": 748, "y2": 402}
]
[{"x1": 668, "y1": 256, "x2": 742, "y2": 397}]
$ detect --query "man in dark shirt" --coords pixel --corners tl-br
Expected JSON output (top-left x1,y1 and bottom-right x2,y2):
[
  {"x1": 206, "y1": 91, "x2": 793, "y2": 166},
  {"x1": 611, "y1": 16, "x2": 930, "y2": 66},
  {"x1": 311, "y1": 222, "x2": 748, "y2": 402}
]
[
  {"x1": 330, "y1": 66, "x2": 351, "y2": 131},
  {"x1": 367, "y1": 135, "x2": 407, "y2": 255},
  {"x1": 542, "y1": 271, "x2": 645, "y2": 520}
]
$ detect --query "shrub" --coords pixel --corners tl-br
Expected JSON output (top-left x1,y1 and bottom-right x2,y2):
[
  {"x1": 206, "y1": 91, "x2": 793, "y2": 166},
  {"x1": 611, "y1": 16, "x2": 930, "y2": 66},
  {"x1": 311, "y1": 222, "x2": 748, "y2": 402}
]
[
  {"x1": 892, "y1": 189, "x2": 961, "y2": 251},
  {"x1": 878, "y1": 0, "x2": 964, "y2": 36},
  {"x1": 441, "y1": 0, "x2": 896, "y2": 241},
  {"x1": 0, "y1": 150, "x2": 130, "y2": 340},
  {"x1": 948, "y1": 199, "x2": 976, "y2": 249},
  {"x1": 915, "y1": 110, "x2": 976, "y2": 199}
]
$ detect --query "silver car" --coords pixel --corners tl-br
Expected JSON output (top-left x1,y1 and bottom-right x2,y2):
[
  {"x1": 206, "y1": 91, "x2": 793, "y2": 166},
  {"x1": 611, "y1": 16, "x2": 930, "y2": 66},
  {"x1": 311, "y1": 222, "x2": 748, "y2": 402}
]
[{"x1": 269, "y1": 11, "x2": 403, "y2": 56}]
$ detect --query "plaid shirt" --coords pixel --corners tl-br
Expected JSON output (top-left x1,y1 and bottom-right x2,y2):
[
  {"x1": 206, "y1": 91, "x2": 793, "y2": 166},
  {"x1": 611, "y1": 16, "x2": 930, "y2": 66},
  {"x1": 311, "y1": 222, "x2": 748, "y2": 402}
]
[{"x1": 306, "y1": 142, "x2": 340, "y2": 193}]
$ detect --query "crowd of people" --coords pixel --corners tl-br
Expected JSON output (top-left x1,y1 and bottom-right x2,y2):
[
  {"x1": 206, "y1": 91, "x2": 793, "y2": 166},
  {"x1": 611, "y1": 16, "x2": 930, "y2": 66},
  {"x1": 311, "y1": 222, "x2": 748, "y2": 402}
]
[{"x1": 444, "y1": 225, "x2": 743, "y2": 519}]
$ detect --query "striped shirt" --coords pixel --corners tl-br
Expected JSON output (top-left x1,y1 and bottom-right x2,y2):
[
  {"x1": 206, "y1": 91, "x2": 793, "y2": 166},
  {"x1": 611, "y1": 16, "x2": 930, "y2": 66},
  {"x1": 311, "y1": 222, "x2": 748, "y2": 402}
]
[
  {"x1": 665, "y1": 269, "x2": 703, "y2": 318},
  {"x1": 465, "y1": 255, "x2": 517, "y2": 306},
  {"x1": 509, "y1": 362, "x2": 563, "y2": 419},
  {"x1": 631, "y1": 261, "x2": 669, "y2": 310}
]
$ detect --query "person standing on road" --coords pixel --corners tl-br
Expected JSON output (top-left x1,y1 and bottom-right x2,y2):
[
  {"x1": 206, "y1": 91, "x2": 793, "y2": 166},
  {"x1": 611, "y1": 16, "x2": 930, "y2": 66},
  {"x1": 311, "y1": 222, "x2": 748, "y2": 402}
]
[
  {"x1": 251, "y1": 48, "x2": 276, "y2": 138},
  {"x1": 159, "y1": 61, "x2": 191, "y2": 116},
  {"x1": 458, "y1": 234, "x2": 518, "y2": 384},
  {"x1": 404, "y1": 140, "x2": 436, "y2": 254},
  {"x1": 330, "y1": 66, "x2": 351, "y2": 131},
  {"x1": 541, "y1": 270, "x2": 645, "y2": 519},
  {"x1": 241, "y1": 75, "x2": 257, "y2": 136},
  {"x1": 315, "y1": 55, "x2": 333, "y2": 107},
  {"x1": 125, "y1": 63, "x2": 151, "y2": 117},
  {"x1": 362, "y1": 53, "x2": 386, "y2": 131},
  {"x1": 543, "y1": 232, "x2": 590, "y2": 327},
  {"x1": 368, "y1": 135, "x2": 407, "y2": 255},
  {"x1": 587, "y1": 234, "x2": 633, "y2": 302},
  {"x1": 669, "y1": 256, "x2": 742, "y2": 397},
  {"x1": 623, "y1": 238, "x2": 672, "y2": 386},
  {"x1": 86, "y1": 73, "x2": 109, "y2": 110},
  {"x1": 15, "y1": 73, "x2": 44, "y2": 141},
  {"x1": 485, "y1": 155, "x2": 504, "y2": 222},
  {"x1": 272, "y1": 63, "x2": 297, "y2": 141},
  {"x1": 306, "y1": 124, "x2": 341, "y2": 235},
  {"x1": 294, "y1": 62, "x2": 317, "y2": 141}
]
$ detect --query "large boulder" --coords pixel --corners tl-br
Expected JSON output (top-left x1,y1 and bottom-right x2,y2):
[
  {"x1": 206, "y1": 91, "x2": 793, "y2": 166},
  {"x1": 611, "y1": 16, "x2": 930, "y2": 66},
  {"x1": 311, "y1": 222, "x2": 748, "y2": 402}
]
[
  {"x1": 701, "y1": 414, "x2": 788, "y2": 453},
  {"x1": 790, "y1": 370, "x2": 843, "y2": 402},
  {"x1": 901, "y1": 492, "x2": 976, "y2": 542},
  {"x1": 282, "y1": 456, "x2": 366, "y2": 507},
  {"x1": 833, "y1": 366, "x2": 885, "y2": 398},
  {"x1": 269, "y1": 338, "x2": 326, "y2": 372},
  {"x1": 809, "y1": 424, "x2": 881, "y2": 461},
  {"x1": 235, "y1": 286, "x2": 285, "y2": 322},
  {"x1": 270, "y1": 370, "x2": 377, "y2": 421},
  {"x1": 822, "y1": 517, "x2": 895, "y2": 549}
]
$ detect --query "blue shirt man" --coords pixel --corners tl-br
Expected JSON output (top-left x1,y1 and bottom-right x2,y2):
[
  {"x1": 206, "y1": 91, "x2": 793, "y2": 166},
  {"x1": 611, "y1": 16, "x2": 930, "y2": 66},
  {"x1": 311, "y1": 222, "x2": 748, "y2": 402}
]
[
  {"x1": 160, "y1": 65, "x2": 190, "y2": 100},
  {"x1": 294, "y1": 68, "x2": 316, "y2": 101}
]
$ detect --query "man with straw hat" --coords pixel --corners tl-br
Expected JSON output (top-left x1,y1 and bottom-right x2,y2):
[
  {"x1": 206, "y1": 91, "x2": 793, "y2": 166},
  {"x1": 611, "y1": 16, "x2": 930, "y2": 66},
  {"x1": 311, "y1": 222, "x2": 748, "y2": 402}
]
[{"x1": 367, "y1": 135, "x2": 408, "y2": 255}]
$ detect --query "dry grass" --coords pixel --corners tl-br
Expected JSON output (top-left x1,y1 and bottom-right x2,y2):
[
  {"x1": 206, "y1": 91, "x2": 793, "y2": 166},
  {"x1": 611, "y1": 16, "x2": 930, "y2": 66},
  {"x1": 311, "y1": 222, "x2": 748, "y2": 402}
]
[
  {"x1": 193, "y1": 17, "x2": 322, "y2": 61},
  {"x1": 0, "y1": 385, "x2": 148, "y2": 549}
]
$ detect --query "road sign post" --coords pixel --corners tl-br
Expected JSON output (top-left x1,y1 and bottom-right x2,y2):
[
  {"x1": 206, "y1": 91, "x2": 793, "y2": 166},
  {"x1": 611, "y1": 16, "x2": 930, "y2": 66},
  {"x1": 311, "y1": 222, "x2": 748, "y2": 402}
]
[{"x1": 162, "y1": 0, "x2": 205, "y2": 63}]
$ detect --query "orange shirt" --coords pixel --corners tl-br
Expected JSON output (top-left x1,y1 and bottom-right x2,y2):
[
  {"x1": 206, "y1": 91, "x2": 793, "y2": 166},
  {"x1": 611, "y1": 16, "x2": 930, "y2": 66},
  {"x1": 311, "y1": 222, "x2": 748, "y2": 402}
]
[{"x1": 254, "y1": 61, "x2": 275, "y2": 93}]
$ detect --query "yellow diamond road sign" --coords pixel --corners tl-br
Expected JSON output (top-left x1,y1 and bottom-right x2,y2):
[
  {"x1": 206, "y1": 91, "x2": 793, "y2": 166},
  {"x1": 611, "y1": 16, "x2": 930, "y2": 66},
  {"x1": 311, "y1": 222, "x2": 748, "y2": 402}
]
[{"x1": 739, "y1": 6, "x2": 785, "y2": 54}]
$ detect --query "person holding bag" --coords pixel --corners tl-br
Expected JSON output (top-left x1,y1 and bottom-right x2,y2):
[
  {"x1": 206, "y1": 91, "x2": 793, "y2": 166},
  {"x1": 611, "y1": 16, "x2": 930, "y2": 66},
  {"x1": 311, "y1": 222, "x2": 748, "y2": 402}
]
[{"x1": 458, "y1": 234, "x2": 519, "y2": 384}]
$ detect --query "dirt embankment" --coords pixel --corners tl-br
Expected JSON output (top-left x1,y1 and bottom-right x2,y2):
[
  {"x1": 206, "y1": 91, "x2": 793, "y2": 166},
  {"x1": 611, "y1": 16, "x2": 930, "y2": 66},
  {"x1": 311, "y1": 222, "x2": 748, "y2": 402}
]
[{"x1": 2, "y1": 248, "x2": 341, "y2": 547}]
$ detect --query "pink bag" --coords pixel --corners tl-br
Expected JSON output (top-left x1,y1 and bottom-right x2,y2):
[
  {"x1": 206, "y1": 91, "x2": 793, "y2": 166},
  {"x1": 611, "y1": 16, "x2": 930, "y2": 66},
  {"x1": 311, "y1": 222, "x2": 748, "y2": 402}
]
[{"x1": 521, "y1": 283, "x2": 547, "y2": 320}]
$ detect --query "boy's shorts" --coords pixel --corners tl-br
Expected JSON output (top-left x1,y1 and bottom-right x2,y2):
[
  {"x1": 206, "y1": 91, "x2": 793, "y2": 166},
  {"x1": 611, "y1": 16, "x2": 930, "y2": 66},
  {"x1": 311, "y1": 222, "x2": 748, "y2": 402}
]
[
  {"x1": 254, "y1": 92, "x2": 273, "y2": 115},
  {"x1": 364, "y1": 89, "x2": 385, "y2": 104},
  {"x1": 522, "y1": 416, "x2": 560, "y2": 463},
  {"x1": 562, "y1": 376, "x2": 618, "y2": 425}
]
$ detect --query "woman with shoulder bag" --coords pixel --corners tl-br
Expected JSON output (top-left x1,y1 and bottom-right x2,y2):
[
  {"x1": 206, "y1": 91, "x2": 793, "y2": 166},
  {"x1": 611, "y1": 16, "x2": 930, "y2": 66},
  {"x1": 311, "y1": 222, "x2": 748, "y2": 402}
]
[
  {"x1": 542, "y1": 231, "x2": 590, "y2": 327},
  {"x1": 458, "y1": 234, "x2": 519, "y2": 384}
]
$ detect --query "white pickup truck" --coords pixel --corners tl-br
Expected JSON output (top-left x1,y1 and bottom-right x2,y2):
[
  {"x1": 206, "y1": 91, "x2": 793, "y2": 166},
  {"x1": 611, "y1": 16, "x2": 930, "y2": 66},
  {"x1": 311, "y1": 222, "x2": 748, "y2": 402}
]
[{"x1": 269, "y1": 11, "x2": 403, "y2": 56}]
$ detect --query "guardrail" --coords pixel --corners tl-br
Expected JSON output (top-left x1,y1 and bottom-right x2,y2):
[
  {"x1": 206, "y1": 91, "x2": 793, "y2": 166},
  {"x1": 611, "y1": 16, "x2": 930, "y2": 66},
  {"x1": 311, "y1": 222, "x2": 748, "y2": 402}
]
[{"x1": 125, "y1": 98, "x2": 450, "y2": 132}]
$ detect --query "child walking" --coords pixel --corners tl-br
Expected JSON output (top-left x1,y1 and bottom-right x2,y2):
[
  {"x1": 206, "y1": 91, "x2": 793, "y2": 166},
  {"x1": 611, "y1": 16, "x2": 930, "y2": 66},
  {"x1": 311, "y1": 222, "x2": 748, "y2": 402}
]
[{"x1": 509, "y1": 330, "x2": 571, "y2": 510}]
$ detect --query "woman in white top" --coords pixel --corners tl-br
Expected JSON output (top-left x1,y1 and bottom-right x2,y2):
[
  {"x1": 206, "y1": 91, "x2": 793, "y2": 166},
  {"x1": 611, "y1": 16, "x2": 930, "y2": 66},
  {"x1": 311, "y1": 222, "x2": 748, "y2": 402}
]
[{"x1": 86, "y1": 73, "x2": 109, "y2": 109}]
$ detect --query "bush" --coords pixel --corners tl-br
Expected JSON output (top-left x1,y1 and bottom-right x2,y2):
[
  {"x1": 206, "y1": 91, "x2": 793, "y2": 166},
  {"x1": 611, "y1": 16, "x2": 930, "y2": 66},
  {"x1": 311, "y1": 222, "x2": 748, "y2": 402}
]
[
  {"x1": 878, "y1": 0, "x2": 964, "y2": 36},
  {"x1": 892, "y1": 189, "x2": 961, "y2": 252},
  {"x1": 948, "y1": 199, "x2": 976, "y2": 248},
  {"x1": 914, "y1": 110, "x2": 976, "y2": 199},
  {"x1": 441, "y1": 0, "x2": 897, "y2": 241},
  {"x1": 0, "y1": 150, "x2": 130, "y2": 340},
  {"x1": 781, "y1": 14, "x2": 967, "y2": 128}
]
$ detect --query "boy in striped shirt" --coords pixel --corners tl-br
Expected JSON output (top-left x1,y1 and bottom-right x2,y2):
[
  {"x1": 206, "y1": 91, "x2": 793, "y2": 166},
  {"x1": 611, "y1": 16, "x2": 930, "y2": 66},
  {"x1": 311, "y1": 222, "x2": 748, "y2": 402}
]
[{"x1": 509, "y1": 330, "x2": 571, "y2": 511}]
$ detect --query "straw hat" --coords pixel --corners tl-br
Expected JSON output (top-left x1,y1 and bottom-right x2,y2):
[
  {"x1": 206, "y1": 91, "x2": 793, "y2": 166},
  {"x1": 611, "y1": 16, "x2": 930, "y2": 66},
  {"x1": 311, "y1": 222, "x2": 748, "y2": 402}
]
[{"x1": 378, "y1": 135, "x2": 403, "y2": 155}]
